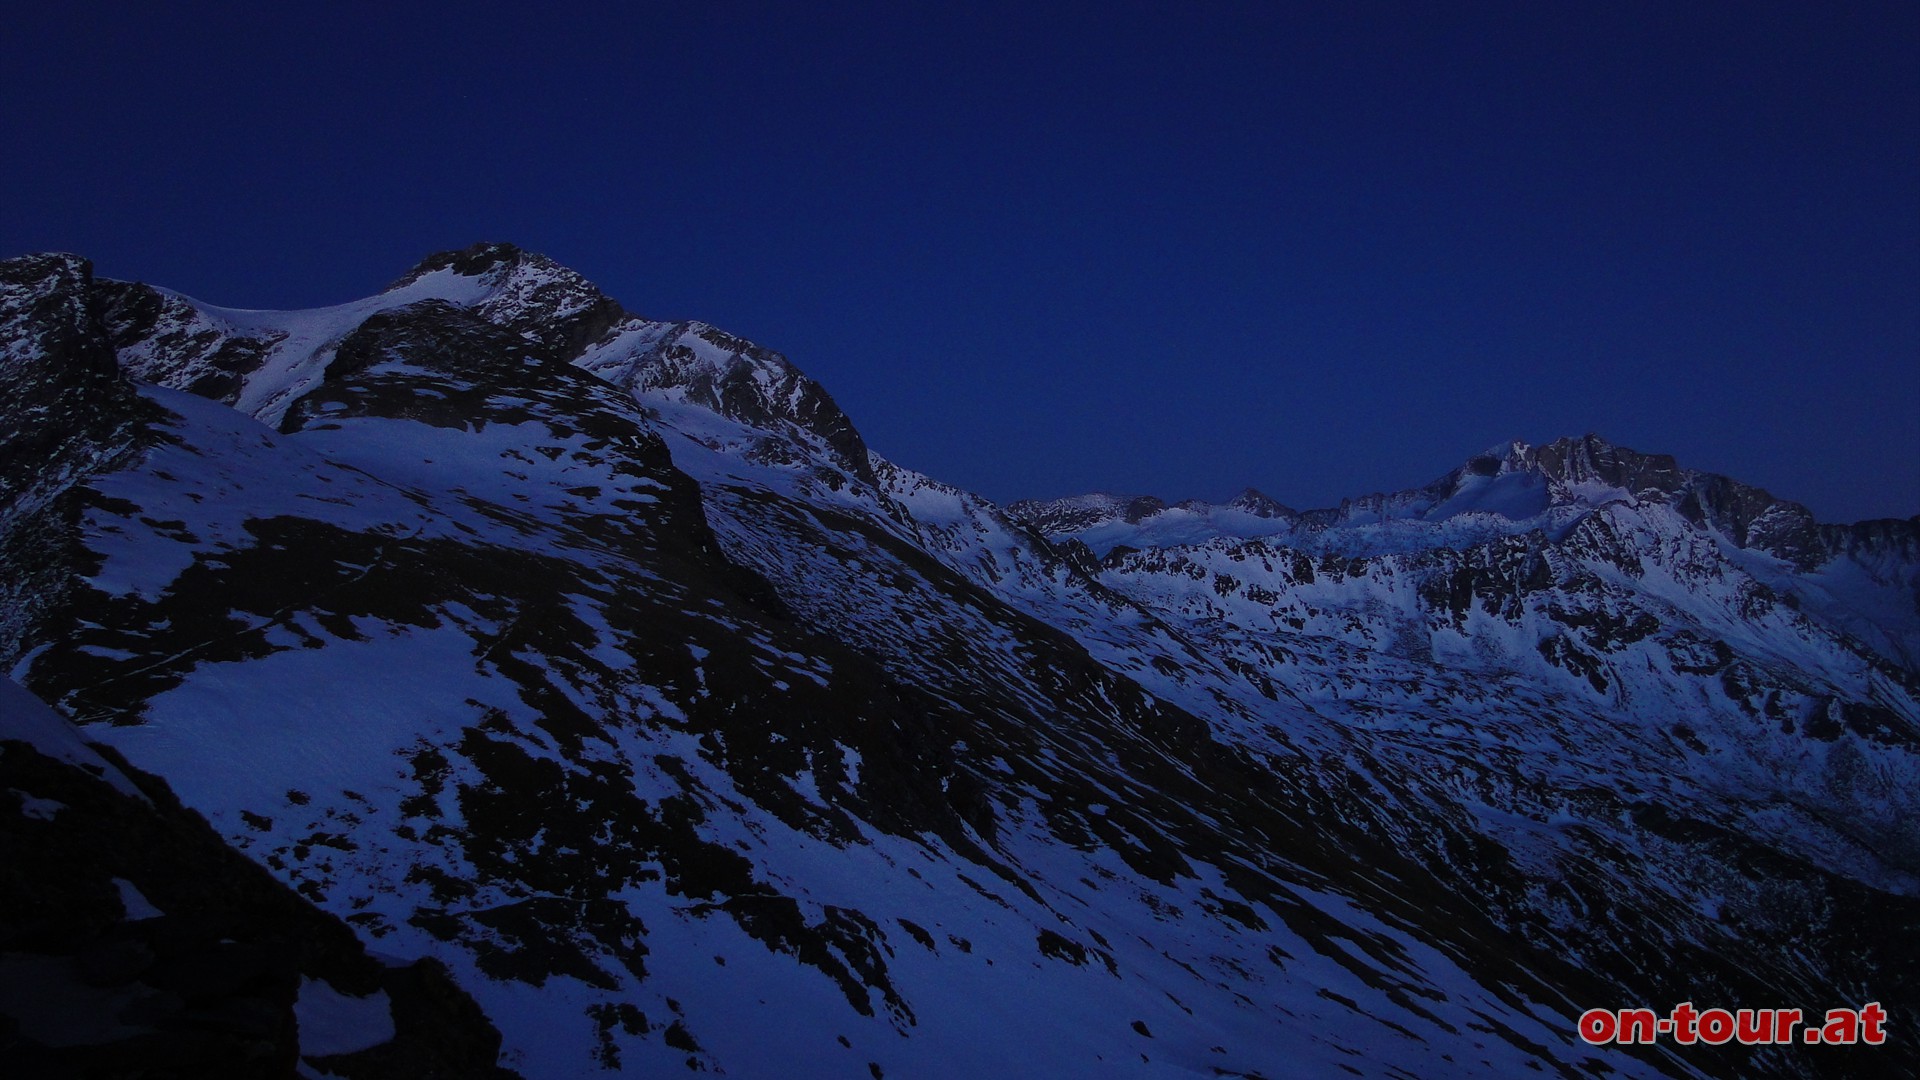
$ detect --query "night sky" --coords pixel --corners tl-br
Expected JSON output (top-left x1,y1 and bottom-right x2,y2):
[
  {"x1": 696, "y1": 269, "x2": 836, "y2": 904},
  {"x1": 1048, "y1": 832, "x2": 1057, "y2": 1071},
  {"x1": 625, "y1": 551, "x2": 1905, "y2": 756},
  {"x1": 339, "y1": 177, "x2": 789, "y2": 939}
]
[{"x1": 4, "y1": 2, "x2": 1915, "y2": 522}]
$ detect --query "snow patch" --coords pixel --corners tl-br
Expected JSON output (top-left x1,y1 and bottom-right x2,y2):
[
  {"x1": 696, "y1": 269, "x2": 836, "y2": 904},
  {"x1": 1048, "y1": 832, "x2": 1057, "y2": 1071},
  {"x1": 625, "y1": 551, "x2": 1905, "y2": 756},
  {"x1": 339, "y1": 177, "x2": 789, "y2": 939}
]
[{"x1": 294, "y1": 977, "x2": 396, "y2": 1057}]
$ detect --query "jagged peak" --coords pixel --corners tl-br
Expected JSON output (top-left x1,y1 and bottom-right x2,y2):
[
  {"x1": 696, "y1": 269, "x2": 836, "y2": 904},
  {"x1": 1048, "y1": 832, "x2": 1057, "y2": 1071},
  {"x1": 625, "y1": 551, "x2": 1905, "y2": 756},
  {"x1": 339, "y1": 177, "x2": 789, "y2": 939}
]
[
  {"x1": 1008, "y1": 489, "x2": 1304, "y2": 541},
  {"x1": 1398, "y1": 433, "x2": 1840, "y2": 566},
  {"x1": 0, "y1": 254, "x2": 98, "y2": 328},
  {"x1": 1018, "y1": 488, "x2": 1294, "y2": 522},
  {"x1": 384, "y1": 252, "x2": 874, "y2": 479},
  {"x1": 1531, "y1": 434, "x2": 1683, "y2": 490},
  {"x1": 387, "y1": 241, "x2": 535, "y2": 290},
  {"x1": 1015, "y1": 432, "x2": 1884, "y2": 571},
  {"x1": 1005, "y1": 493, "x2": 1166, "y2": 534},
  {"x1": 644, "y1": 319, "x2": 799, "y2": 376},
  {"x1": 1226, "y1": 487, "x2": 1294, "y2": 518},
  {"x1": 1430, "y1": 434, "x2": 1681, "y2": 497},
  {"x1": 1471, "y1": 438, "x2": 1533, "y2": 463},
  {"x1": 578, "y1": 311, "x2": 876, "y2": 484},
  {"x1": 0, "y1": 251, "x2": 93, "y2": 284}
]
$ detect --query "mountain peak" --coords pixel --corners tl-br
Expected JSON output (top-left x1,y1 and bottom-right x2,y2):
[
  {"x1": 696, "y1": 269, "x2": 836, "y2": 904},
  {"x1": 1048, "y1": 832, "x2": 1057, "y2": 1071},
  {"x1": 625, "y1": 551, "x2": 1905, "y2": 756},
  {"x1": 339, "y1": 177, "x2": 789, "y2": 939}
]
[
  {"x1": 1015, "y1": 432, "x2": 1866, "y2": 570},
  {"x1": 1434, "y1": 434, "x2": 1682, "y2": 499},
  {"x1": 3, "y1": 251, "x2": 92, "y2": 287},
  {"x1": 1225, "y1": 487, "x2": 1293, "y2": 518},
  {"x1": 386, "y1": 242, "x2": 634, "y2": 361},
  {"x1": 1464, "y1": 438, "x2": 1534, "y2": 469},
  {"x1": 1530, "y1": 433, "x2": 1683, "y2": 492},
  {"x1": 387, "y1": 240, "x2": 530, "y2": 288}
]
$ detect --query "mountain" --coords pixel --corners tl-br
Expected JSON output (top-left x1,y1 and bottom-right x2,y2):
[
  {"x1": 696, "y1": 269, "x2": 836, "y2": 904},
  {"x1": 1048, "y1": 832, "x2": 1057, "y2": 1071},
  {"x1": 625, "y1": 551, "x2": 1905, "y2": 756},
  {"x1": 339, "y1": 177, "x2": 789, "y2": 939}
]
[
  {"x1": 2, "y1": 244, "x2": 1916, "y2": 1078},
  {"x1": 1013, "y1": 437, "x2": 1920, "y2": 674},
  {"x1": 1008, "y1": 488, "x2": 1298, "y2": 553}
]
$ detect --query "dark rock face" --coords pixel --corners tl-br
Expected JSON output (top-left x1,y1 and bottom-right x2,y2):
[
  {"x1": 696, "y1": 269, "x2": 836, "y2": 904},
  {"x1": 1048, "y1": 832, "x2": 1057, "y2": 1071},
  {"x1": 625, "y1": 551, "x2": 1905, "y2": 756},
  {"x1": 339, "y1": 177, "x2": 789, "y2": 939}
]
[
  {"x1": 1224, "y1": 487, "x2": 1293, "y2": 518},
  {"x1": 1820, "y1": 515, "x2": 1920, "y2": 560},
  {"x1": 94, "y1": 279, "x2": 285, "y2": 403},
  {"x1": 0, "y1": 255, "x2": 164, "y2": 672},
  {"x1": 1532, "y1": 433, "x2": 1690, "y2": 496},
  {"x1": 0, "y1": 254, "x2": 157, "y2": 516},
  {"x1": 1504, "y1": 435, "x2": 1825, "y2": 567},
  {"x1": 388, "y1": 240, "x2": 530, "y2": 286},
  {"x1": 1007, "y1": 492, "x2": 1171, "y2": 533}
]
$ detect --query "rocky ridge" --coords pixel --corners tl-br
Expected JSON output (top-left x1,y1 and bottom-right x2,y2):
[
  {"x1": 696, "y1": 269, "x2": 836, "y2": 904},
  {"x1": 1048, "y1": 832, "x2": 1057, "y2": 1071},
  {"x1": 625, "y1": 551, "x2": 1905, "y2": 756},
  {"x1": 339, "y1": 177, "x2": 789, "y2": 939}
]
[{"x1": 1, "y1": 244, "x2": 1915, "y2": 1078}]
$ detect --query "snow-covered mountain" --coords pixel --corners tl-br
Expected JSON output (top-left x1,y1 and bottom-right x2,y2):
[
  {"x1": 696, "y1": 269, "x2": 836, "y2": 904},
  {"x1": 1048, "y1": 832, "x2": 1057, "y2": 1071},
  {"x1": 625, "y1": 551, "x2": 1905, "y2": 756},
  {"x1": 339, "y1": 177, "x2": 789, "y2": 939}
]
[{"x1": 2, "y1": 244, "x2": 1915, "y2": 1078}]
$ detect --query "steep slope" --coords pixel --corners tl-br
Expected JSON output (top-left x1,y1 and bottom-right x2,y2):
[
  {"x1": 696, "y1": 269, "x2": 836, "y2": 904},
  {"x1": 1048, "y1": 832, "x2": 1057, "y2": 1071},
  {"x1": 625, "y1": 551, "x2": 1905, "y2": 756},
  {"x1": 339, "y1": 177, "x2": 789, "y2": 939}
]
[
  {"x1": 0, "y1": 677, "x2": 517, "y2": 1079},
  {"x1": 0, "y1": 245, "x2": 1914, "y2": 1078},
  {"x1": 677, "y1": 394, "x2": 1920, "y2": 1080}
]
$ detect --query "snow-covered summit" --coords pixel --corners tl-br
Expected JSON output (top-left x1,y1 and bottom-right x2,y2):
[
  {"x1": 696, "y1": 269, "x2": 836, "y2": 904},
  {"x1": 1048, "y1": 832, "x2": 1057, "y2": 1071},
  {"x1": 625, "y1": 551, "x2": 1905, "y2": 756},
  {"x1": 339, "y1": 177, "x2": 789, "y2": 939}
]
[
  {"x1": 96, "y1": 242, "x2": 877, "y2": 483},
  {"x1": 98, "y1": 241, "x2": 597, "y2": 427},
  {"x1": 1016, "y1": 433, "x2": 1878, "y2": 564}
]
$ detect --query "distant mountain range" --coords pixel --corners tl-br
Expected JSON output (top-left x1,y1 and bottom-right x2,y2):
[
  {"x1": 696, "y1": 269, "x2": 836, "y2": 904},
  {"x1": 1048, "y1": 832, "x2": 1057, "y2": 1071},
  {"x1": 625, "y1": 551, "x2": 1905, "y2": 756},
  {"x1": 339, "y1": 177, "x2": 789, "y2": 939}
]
[{"x1": 3, "y1": 244, "x2": 1915, "y2": 1078}]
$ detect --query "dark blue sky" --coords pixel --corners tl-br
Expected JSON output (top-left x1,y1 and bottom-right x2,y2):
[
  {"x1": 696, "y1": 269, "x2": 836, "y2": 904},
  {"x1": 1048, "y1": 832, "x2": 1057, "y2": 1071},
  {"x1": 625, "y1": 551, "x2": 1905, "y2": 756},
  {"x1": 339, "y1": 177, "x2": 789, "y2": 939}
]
[{"x1": 5, "y1": 2, "x2": 1915, "y2": 521}]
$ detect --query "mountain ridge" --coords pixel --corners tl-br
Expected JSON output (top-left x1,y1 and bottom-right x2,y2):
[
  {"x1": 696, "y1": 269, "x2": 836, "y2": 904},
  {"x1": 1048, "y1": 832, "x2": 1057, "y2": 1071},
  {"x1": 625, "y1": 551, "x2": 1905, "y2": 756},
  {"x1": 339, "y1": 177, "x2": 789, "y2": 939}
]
[
  {"x1": 1014, "y1": 432, "x2": 1915, "y2": 548},
  {"x1": 3, "y1": 244, "x2": 1916, "y2": 1078}
]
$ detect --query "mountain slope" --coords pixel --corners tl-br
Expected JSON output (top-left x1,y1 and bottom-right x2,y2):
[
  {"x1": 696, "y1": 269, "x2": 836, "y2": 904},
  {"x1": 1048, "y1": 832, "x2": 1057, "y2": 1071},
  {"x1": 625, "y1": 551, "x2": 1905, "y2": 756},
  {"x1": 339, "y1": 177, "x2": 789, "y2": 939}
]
[
  {"x1": 1, "y1": 245, "x2": 1914, "y2": 1078},
  {"x1": 0, "y1": 676, "x2": 518, "y2": 1079}
]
